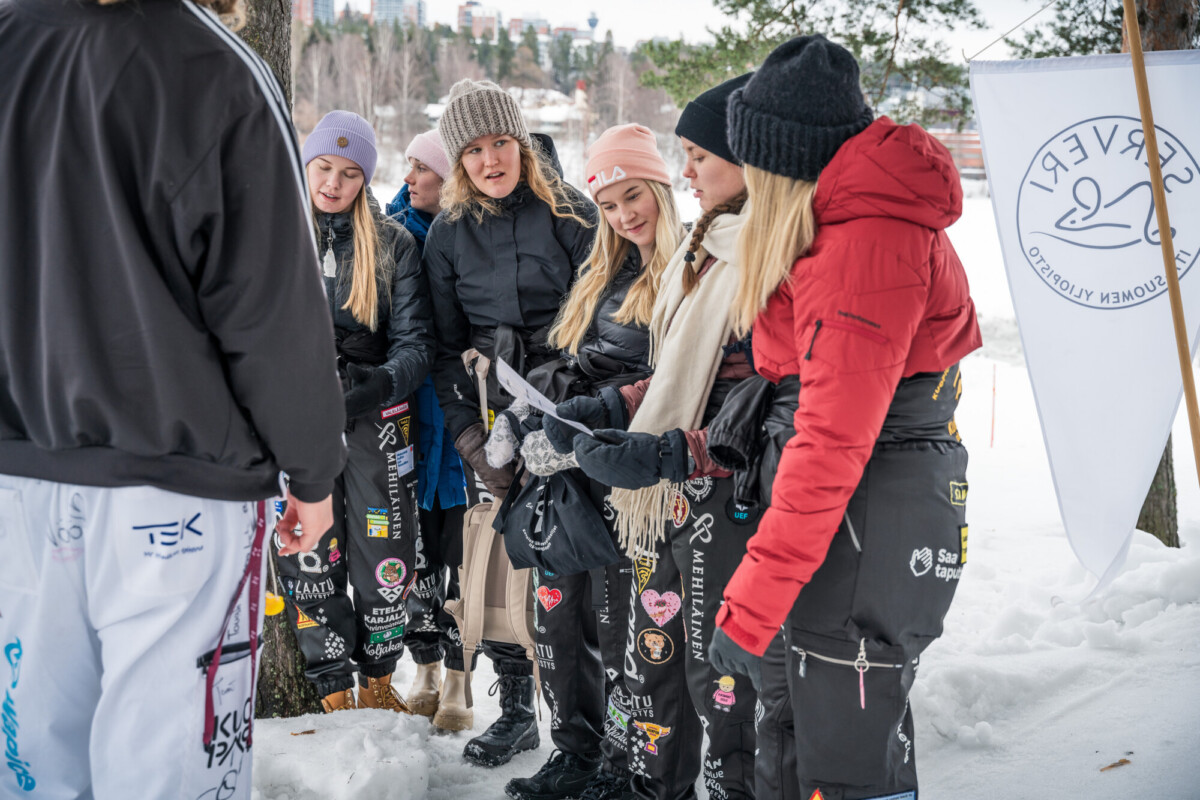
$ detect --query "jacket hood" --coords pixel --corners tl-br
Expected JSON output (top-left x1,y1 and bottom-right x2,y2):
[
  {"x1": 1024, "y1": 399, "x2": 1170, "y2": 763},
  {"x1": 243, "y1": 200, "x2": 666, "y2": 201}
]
[
  {"x1": 814, "y1": 117, "x2": 962, "y2": 230},
  {"x1": 532, "y1": 132, "x2": 564, "y2": 178}
]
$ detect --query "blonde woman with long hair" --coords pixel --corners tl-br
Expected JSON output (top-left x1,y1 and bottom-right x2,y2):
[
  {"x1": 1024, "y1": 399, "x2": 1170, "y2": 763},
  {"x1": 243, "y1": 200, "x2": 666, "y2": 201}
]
[
  {"x1": 708, "y1": 35, "x2": 981, "y2": 800},
  {"x1": 423, "y1": 78, "x2": 598, "y2": 769},
  {"x1": 545, "y1": 74, "x2": 772, "y2": 800},
  {"x1": 494, "y1": 124, "x2": 684, "y2": 800},
  {"x1": 276, "y1": 111, "x2": 435, "y2": 717}
]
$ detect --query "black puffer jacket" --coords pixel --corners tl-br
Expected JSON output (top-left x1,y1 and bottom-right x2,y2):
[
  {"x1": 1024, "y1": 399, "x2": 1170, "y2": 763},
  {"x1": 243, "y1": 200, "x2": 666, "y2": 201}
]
[
  {"x1": 424, "y1": 135, "x2": 598, "y2": 438},
  {"x1": 574, "y1": 248, "x2": 652, "y2": 375},
  {"x1": 316, "y1": 190, "x2": 434, "y2": 407}
]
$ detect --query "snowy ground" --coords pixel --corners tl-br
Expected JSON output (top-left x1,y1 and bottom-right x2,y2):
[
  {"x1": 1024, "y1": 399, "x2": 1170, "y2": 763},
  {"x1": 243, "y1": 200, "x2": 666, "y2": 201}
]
[{"x1": 254, "y1": 191, "x2": 1200, "y2": 798}]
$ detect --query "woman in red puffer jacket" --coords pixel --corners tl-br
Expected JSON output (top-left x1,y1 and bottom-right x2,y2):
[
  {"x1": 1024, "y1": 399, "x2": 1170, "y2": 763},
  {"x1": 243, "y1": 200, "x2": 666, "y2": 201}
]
[{"x1": 707, "y1": 34, "x2": 982, "y2": 800}]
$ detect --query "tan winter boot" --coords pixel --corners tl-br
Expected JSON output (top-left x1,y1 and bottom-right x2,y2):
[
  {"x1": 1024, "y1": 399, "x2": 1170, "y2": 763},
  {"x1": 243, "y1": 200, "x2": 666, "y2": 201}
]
[
  {"x1": 321, "y1": 688, "x2": 357, "y2": 713},
  {"x1": 406, "y1": 661, "x2": 442, "y2": 718},
  {"x1": 432, "y1": 669, "x2": 473, "y2": 732},
  {"x1": 357, "y1": 674, "x2": 413, "y2": 714}
]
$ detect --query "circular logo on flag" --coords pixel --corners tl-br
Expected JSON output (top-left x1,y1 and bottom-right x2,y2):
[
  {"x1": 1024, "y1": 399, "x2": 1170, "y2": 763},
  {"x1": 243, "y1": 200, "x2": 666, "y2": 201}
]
[{"x1": 1016, "y1": 115, "x2": 1200, "y2": 310}]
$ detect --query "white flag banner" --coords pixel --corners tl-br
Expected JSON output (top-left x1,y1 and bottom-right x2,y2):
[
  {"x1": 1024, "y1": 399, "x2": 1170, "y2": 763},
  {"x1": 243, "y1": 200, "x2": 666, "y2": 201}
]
[{"x1": 971, "y1": 51, "x2": 1200, "y2": 586}]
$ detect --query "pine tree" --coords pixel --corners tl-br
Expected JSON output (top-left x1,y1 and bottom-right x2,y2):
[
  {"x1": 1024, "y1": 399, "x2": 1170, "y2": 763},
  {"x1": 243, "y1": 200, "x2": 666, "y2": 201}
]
[{"x1": 638, "y1": 0, "x2": 985, "y2": 129}]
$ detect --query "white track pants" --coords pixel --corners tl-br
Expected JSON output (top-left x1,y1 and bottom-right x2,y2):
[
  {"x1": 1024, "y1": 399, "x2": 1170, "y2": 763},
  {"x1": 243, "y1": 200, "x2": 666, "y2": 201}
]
[{"x1": 0, "y1": 473, "x2": 266, "y2": 800}]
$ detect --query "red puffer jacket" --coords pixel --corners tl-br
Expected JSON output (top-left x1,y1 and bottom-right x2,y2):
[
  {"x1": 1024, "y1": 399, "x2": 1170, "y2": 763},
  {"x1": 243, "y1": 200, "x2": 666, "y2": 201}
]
[{"x1": 715, "y1": 117, "x2": 982, "y2": 655}]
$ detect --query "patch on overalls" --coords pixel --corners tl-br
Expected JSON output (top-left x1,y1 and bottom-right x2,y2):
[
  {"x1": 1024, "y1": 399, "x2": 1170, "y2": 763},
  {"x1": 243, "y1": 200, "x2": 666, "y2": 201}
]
[
  {"x1": 327, "y1": 537, "x2": 341, "y2": 564},
  {"x1": 634, "y1": 557, "x2": 655, "y2": 594},
  {"x1": 366, "y1": 508, "x2": 389, "y2": 538},
  {"x1": 375, "y1": 557, "x2": 406, "y2": 587},
  {"x1": 537, "y1": 585, "x2": 562, "y2": 612},
  {"x1": 950, "y1": 481, "x2": 968, "y2": 506},
  {"x1": 670, "y1": 492, "x2": 690, "y2": 527},
  {"x1": 960, "y1": 525, "x2": 969, "y2": 565},
  {"x1": 712, "y1": 675, "x2": 737, "y2": 711},
  {"x1": 725, "y1": 497, "x2": 757, "y2": 525},
  {"x1": 641, "y1": 590, "x2": 681, "y2": 626},
  {"x1": 632, "y1": 721, "x2": 672, "y2": 754},
  {"x1": 295, "y1": 609, "x2": 318, "y2": 629},
  {"x1": 683, "y1": 476, "x2": 714, "y2": 503},
  {"x1": 637, "y1": 628, "x2": 674, "y2": 664},
  {"x1": 381, "y1": 402, "x2": 409, "y2": 419},
  {"x1": 863, "y1": 792, "x2": 916, "y2": 800}
]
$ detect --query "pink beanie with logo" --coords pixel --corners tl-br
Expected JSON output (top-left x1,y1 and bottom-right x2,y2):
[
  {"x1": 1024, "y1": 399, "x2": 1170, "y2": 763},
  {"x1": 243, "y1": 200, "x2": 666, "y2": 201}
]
[
  {"x1": 585, "y1": 123, "x2": 673, "y2": 198},
  {"x1": 405, "y1": 130, "x2": 451, "y2": 180}
]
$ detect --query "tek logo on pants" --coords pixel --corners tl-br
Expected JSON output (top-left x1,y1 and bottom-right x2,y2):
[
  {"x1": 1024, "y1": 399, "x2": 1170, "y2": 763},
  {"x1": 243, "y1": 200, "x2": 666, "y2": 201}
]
[{"x1": 133, "y1": 513, "x2": 204, "y2": 559}]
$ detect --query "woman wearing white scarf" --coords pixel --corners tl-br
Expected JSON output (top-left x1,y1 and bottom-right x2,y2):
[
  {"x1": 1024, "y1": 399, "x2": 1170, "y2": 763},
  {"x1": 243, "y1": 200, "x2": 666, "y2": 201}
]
[{"x1": 543, "y1": 73, "x2": 768, "y2": 800}]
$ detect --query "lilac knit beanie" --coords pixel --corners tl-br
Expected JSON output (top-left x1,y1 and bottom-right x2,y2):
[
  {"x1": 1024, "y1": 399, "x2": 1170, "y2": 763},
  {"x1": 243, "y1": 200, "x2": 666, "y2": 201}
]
[{"x1": 303, "y1": 110, "x2": 379, "y2": 185}]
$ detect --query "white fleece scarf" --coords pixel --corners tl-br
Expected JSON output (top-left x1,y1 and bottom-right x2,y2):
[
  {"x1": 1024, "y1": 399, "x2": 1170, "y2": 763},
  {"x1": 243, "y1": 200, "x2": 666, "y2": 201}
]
[{"x1": 611, "y1": 208, "x2": 747, "y2": 559}]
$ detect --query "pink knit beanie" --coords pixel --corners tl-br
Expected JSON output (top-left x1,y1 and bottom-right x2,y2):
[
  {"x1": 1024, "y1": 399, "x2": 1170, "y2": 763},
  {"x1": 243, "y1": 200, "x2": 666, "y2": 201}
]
[
  {"x1": 405, "y1": 130, "x2": 451, "y2": 180},
  {"x1": 585, "y1": 124, "x2": 673, "y2": 198}
]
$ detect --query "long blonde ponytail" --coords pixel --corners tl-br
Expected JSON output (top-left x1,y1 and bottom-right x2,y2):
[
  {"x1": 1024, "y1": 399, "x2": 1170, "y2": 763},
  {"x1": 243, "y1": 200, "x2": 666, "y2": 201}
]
[{"x1": 731, "y1": 166, "x2": 819, "y2": 336}]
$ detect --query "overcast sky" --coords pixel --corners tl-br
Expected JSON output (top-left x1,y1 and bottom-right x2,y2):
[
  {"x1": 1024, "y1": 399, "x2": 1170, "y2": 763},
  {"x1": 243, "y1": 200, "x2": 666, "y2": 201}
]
[{"x1": 347, "y1": 0, "x2": 1041, "y2": 57}]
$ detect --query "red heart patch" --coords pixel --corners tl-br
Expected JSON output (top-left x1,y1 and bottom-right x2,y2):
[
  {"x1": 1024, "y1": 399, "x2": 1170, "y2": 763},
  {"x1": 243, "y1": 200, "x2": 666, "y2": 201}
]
[{"x1": 537, "y1": 586, "x2": 562, "y2": 612}]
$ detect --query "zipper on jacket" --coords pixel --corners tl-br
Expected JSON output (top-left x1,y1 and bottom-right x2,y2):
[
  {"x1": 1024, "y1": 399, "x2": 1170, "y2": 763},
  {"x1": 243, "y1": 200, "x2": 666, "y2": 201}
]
[
  {"x1": 790, "y1": 638, "x2": 903, "y2": 709},
  {"x1": 821, "y1": 318, "x2": 889, "y2": 345},
  {"x1": 843, "y1": 511, "x2": 862, "y2": 552},
  {"x1": 803, "y1": 319, "x2": 823, "y2": 361},
  {"x1": 196, "y1": 637, "x2": 261, "y2": 669}
]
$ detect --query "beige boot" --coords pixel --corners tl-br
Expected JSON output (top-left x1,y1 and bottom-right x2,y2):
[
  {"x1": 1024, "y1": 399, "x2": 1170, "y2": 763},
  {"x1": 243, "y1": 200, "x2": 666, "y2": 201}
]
[
  {"x1": 357, "y1": 674, "x2": 413, "y2": 714},
  {"x1": 406, "y1": 661, "x2": 442, "y2": 718},
  {"x1": 432, "y1": 669, "x2": 473, "y2": 732},
  {"x1": 321, "y1": 687, "x2": 357, "y2": 713}
]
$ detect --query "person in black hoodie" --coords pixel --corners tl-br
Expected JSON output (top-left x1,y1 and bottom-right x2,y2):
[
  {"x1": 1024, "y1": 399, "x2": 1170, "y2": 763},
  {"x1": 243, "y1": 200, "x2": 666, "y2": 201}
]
[
  {"x1": 424, "y1": 78, "x2": 597, "y2": 768},
  {"x1": 496, "y1": 124, "x2": 686, "y2": 800},
  {"x1": 275, "y1": 111, "x2": 435, "y2": 715},
  {"x1": 0, "y1": 2, "x2": 345, "y2": 798}
]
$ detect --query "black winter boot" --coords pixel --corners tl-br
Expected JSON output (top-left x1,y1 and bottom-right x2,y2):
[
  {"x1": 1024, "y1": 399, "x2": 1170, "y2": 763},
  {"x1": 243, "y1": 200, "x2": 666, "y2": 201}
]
[
  {"x1": 462, "y1": 674, "x2": 540, "y2": 767},
  {"x1": 576, "y1": 764, "x2": 631, "y2": 800},
  {"x1": 505, "y1": 750, "x2": 601, "y2": 800}
]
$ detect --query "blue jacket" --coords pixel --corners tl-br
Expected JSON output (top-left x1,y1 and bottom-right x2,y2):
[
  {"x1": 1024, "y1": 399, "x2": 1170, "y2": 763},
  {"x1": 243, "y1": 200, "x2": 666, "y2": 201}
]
[{"x1": 388, "y1": 184, "x2": 467, "y2": 510}]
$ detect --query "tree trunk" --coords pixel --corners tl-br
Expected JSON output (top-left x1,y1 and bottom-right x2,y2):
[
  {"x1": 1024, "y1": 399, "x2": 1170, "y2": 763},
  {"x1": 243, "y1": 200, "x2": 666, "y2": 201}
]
[
  {"x1": 238, "y1": 0, "x2": 324, "y2": 717},
  {"x1": 238, "y1": 0, "x2": 293, "y2": 103},
  {"x1": 1138, "y1": 442, "x2": 1180, "y2": 547},
  {"x1": 1123, "y1": 0, "x2": 1196, "y2": 548}
]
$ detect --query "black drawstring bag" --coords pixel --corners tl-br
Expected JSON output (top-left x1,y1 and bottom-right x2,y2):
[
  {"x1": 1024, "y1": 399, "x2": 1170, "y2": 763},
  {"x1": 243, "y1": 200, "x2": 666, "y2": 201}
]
[{"x1": 494, "y1": 468, "x2": 621, "y2": 575}]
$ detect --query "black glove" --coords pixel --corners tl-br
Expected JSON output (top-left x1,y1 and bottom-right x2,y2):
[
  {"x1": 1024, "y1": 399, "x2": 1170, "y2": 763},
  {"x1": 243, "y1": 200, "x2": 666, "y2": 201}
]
[
  {"x1": 544, "y1": 387, "x2": 627, "y2": 454},
  {"x1": 455, "y1": 422, "x2": 515, "y2": 499},
  {"x1": 343, "y1": 363, "x2": 394, "y2": 419},
  {"x1": 709, "y1": 626, "x2": 763, "y2": 692},
  {"x1": 573, "y1": 428, "x2": 689, "y2": 489}
]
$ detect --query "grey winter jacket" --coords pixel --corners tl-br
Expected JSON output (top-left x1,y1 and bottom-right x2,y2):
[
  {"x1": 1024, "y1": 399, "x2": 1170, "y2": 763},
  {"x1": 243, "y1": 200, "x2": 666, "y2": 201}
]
[
  {"x1": 316, "y1": 193, "x2": 434, "y2": 406},
  {"x1": 424, "y1": 140, "x2": 598, "y2": 439},
  {"x1": 0, "y1": 0, "x2": 347, "y2": 502}
]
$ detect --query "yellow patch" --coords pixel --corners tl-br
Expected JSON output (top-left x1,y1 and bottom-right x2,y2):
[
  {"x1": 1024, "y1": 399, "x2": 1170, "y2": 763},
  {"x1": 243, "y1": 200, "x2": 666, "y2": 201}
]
[
  {"x1": 960, "y1": 525, "x2": 969, "y2": 565},
  {"x1": 296, "y1": 609, "x2": 318, "y2": 629},
  {"x1": 950, "y1": 481, "x2": 968, "y2": 506}
]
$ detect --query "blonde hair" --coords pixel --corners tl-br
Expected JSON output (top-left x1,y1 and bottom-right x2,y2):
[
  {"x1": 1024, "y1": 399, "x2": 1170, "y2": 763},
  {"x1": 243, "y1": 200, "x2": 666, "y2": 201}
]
[
  {"x1": 312, "y1": 190, "x2": 396, "y2": 332},
  {"x1": 441, "y1": 139, "x2": 593, "y2": 229},
  {"x1": 731, "y1": 165, "x2": 819, "y2": 336},
  {"x1": 549, "y1": 181, "x2": 684, "y2": 355},
  {"x1": 680, "y1": 191, "x2": 748, "y2": 296},
  {"x1": 98, "y1": 0, "x2": 245, "y2": 28}
]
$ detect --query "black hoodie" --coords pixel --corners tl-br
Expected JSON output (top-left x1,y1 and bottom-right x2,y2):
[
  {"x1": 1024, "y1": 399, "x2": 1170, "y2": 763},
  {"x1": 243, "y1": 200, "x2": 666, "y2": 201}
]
[{"x1": 0, "y1": 0, "x2": 347, "y2": 502}]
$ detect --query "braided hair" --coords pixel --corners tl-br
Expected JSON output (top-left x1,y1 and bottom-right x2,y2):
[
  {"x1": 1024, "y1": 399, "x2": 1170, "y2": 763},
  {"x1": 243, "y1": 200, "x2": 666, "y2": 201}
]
[{"x1": 681, "y1": 190, "x2": 748, "y2": 295}]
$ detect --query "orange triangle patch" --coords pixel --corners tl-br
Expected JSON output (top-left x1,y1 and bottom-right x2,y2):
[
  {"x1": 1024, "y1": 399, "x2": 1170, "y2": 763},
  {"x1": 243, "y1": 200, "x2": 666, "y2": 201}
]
[
  {"x1": 808, "y1": 791, "x2": 825, "y2": 800},
  {"x1": 296, "y1": 609, "x2": 318, "y2": 629}
]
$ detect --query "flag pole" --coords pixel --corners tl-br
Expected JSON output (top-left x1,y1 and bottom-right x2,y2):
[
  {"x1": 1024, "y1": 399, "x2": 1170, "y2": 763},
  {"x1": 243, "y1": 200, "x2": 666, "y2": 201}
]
[{"x1": 1122, "y1": 0, "x2": 1200, "y2": 488}]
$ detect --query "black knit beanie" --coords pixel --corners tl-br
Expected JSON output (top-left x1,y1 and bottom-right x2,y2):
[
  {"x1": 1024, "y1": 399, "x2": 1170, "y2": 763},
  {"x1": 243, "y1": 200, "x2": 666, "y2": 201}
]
[
  {"x1": 674, "y1": 72, "x2": 753, "y2": 165},
  {"x1": 727, "y1": 35, "x2": 874, "y2": 181}
]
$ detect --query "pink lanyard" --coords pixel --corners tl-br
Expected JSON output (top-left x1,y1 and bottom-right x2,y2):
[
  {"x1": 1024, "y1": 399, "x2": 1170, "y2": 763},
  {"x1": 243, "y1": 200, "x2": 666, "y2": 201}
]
[{"x1": 203, "y1": 500, "x2": 266, "y2": 750}]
